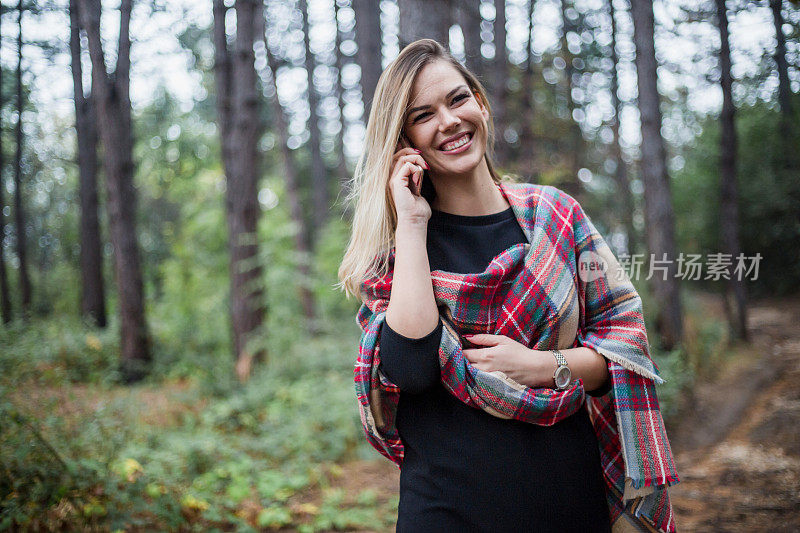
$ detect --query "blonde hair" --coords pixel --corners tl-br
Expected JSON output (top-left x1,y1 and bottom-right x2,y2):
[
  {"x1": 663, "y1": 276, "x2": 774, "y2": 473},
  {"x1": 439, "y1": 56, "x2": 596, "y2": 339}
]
[{"x1": 336, "y1": 39, "x2": 508, "y2": 301}]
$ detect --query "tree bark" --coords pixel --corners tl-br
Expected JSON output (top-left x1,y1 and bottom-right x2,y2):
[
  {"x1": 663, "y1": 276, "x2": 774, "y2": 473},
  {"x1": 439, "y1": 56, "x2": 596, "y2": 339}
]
[
  {"x1": 457, "y1": 0, "x2": 484, "y2": 80},
  {"x1": 353, "y1": 0, "x2": 382, "y2": 119},
  {"x1": 492, "y1": 0, "x2": 509, "y2": 166},
  {"x1": 70, "y1": 0, "x2": 106, "y2": 328},
  {"x1": 15, "y1": 0, "x2": 32, "y2": 316},
  {"x1": 333, "y1": 0, "x2": 350, "y2": 188},
  {"x1": 212, "y1": 0, "x2": 265, "y2": 372},
  {"x1": 300, "y1": 0, "x2": 329, "y2": 235},
  {"x1": 769, "y1": 0, "x2": 792, "y2": 137},
  {"x1": 0, "y1": 11, "x2": 12, "y2": 324},
  {"x1": 519, "y1": 0, "x2": 536, "y2": 173},
  {"x1": 607, "y1": 0, "x2": 637, "y2": 255},
  {"x1": 262, "y1": 20, "x2": 317, "y2": 328},
  {"x1": 557, "y1": 0, "x2": 584, "y2": 200},
  {"x1": 629, "y1": 0, "x2": 683, "y2": 349},
  {"x1": 78, "y1": 0, "x2": 150, "y2": 381},
  {"x1": 397, "y1": 0, "x2": 451, "y2": 49},
  {"x1": 715, "y1": 0, "x2": 747, "y2": 341}
]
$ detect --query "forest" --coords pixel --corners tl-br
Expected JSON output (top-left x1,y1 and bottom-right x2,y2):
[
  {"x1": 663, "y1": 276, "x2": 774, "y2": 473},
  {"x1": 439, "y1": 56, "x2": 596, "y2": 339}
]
[{"x1": 1, "y1": 0, "x2": 799, "y2": 530}]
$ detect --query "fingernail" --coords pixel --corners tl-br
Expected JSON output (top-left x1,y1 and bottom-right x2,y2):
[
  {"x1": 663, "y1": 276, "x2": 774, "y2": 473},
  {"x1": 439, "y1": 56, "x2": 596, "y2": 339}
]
[
  {"x1": 413, "y1": 149, "x2": 421, "y2": 153},
  {"x1": 464, "y1": 334, "x2": 474, "y2": 337},
  {"x1": 422, "y1": 162, "x2": 429, "y2": 169}
]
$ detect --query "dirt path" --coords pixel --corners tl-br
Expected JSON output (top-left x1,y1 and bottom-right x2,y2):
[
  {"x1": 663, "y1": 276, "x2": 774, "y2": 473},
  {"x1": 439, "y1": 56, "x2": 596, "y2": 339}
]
[
  {"x1": 339, "y1": 295, "x2": 800, "y2": 532},
  {"x1": 670, "y1": 296, "x2": 800, "y2": 532}
]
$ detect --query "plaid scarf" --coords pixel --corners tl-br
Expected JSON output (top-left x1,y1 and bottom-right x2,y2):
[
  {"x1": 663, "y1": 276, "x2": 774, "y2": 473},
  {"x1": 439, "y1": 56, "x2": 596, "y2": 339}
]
[{"x1": 354, "y1": 182, "x2": 679, "y2": 532}]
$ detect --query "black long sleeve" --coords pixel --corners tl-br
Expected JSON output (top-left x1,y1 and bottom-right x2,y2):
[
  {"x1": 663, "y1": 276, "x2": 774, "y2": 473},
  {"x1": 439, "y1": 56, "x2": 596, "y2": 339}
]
[
  {"x1": 387, "y1": 206, "x2": 611, "y2": 532},
  {"x1": 378, "y1": 318, "x2": 443, "y2": 394}
]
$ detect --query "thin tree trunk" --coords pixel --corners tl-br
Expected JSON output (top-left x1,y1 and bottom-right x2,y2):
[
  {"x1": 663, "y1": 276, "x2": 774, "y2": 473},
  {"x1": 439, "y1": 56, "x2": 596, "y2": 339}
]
[
  {"x1": 231, "y1": 0, "x2": 265, "y2": 368},
  {"x1": 557, "y1": 0, "x2": 583, "y2": 200},
  {"x1": 15, "y1": 0, "x2": 31, "y2": 316},
  {"x1": 78, "y1": 0, "x2": 150, "y2": 381},
  {"x1": 716, "y1": 0, "x2": 747, "y2": 341},
  {"x1": 769, "y1": 0, "x2": 792, "y2": 137},
  {"x1": 353, "y1": 0, "x2": 382, "y2": 119},
  {"x1": 212, "y1": 0, "x2": 265, "y2": 375},
  {"x1": 457, "y1": 0, "x2": 483, "y2": 80},
  {"x1": 630, "y1": 0, "x2": 683, "y2": 350},
  {"x1": 607, "y1": 0, "x2": 637, "y2": 255},
  {"x1": 397, "y1": 0, "x2": 451, "y2": 49},
  {"x1": 492, "y1": 0, "x2": 508, "y2": 166},
  {"x1": 262, "y1": 22, "x2": 317, "y2": 328},
  {"x1": 0, "y1": 11, "x2": 11, "y2": 324},
  {"x1": 300, "y1": 0, "x2": 329, "y2": 235},
  {"x1": 519, "y1": 0, "x2": 536, "y2": 174},
  {"x1": 70, "y1": 0, "x2": 106, "y2": 328},
  {"x1": 333, "y1": 0, "x2": 350, "y2": 188}
]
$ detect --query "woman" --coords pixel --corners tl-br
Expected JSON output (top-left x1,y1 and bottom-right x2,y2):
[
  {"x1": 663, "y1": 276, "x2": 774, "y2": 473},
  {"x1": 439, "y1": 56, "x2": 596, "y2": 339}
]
[{"x1": 338, "y1": 40, "x2": 678, "y2": 532}]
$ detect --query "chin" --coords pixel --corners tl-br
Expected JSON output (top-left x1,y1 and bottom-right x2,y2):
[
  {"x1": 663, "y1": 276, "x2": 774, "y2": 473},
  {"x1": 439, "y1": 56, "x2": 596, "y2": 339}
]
[{"x1": 436, "y1": 153, "x2": 485, "y2": 176}]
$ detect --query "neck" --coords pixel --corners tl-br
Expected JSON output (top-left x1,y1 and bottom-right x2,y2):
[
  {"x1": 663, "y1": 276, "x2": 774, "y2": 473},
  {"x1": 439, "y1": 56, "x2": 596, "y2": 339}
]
[{"x1": 429, "y1": 158, "x2": 509, "y2": 216}]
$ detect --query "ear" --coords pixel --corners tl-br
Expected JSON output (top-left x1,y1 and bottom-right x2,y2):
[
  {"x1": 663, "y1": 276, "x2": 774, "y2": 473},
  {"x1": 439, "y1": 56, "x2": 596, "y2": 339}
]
[{"x1": 474, "y1": 91, "x2": 490, "y2": 120}]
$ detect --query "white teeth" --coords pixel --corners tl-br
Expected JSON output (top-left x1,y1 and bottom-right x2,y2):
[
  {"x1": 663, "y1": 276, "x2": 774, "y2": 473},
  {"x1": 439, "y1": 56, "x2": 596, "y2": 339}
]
[{"x1": 441, "y1": 134, "x2": 471, "y2": 151}]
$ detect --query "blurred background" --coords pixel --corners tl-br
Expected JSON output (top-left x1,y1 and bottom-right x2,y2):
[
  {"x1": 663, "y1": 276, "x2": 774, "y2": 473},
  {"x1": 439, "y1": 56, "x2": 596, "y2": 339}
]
[{"x1": 0, "y1": 0, "x2": 798, "y2": 530}]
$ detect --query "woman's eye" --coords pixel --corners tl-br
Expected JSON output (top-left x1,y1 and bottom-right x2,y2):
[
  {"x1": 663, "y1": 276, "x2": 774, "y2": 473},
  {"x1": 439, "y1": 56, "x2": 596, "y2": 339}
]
[
  {"x1": 413, "y1": 112, "x2": 432, "y2": 123},
  {"x1": 452, "y1": 93, "x2": 469, "y2": 104}
]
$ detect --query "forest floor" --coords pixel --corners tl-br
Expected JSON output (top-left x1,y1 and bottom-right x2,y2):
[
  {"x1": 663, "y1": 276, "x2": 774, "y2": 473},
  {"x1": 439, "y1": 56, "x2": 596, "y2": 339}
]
[
  {"x1": 7, "y1": 294, "x2": 799, "y2": 531},
  {"x1": 328, "y1": 294, "x2": 800, "y2": 533}
]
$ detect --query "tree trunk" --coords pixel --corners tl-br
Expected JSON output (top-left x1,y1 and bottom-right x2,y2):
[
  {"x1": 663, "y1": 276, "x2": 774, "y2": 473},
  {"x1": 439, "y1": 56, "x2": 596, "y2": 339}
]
[
  {"x1": 78, "y1": 0, "x2": 150, "y2": 381},
  {"x1": 715, "y1": 0, "x2": 747, "y2": 341},
  {"x1": 629, "y1": 0, "x2": 683, "y2": 350},
  {"x1": 557, "y1": 0, "x2": 584, "y2": 200},
  {"x1": 15, "y1": 1, "x2": 32, "y2": 316},
  {"x1": 300, "y1": 0, "x2": 329, "y2": 235},
  {"x1": 492, "y1": 0, "x2": 509, "y2": 166},
  {"x1": 353, "y1": 0, "x2": 382, "y2": 119},
  {"x1": 398, "y1": 0, "x2": 451, "y2": 49},
  {"x1": 70, "y1": 0, "x2": 106, "y2": 328},
  {"x1": 0, "y1": 15, "x2": 11, "y2": 324},
  {"x1": 518, "y1": 0, "x2": 536, "y2": 174},
  {"x1": 607, "y1": 0, "x2": 637, "y2": 255},
  {"x1": 333, "y1": 0, "x2": 350, "y2": 189},
  {"x1": 769, "y1": 0, "x2": 792, "y2": 137},
  {"x1": 262, "y1": 20, "x2": 317, "y2": 328},
  {"x1": 457, "y1": 0, "x2": 484, "y2": 80},
  {"x1": 212, "y1": 0, "x2": 265, "y2": 374}
]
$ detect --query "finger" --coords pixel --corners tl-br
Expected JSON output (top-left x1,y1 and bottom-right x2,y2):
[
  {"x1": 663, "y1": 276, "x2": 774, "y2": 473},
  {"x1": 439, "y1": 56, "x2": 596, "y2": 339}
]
[
  {"x1": 462, "y1": 334, "x2": 502, "y2": 346},
  {"x1": 390, "y1": 160, "x2": 415, "y2": 185},
  {"x1": 394, "y1": 152, "x2": 428, "y2": 172},
  {"x1": 393, "y1": 147, "x2": 421, "y2": 163},
  {"x1": 393, "y1": 162, "x2": 422, "y2": 194},
  {"x1": 463, "y1": 347, "x2": 491, "y2": 362}
]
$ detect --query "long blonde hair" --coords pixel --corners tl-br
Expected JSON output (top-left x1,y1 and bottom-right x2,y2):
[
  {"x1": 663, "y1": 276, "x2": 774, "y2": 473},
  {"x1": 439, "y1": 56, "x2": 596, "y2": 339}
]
[{"x1": 336, "y1": 39, "x2": 507, "y2": 301}]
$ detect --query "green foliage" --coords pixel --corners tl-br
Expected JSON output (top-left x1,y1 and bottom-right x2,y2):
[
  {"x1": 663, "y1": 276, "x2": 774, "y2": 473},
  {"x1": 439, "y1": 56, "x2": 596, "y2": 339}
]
[
  {"x1": 0, "y1": 314, "x2": 120, "y2": 385},
  {"x1": 673, "y1": 96, "x2": 800, "y2": 296},
  {"x1": 0, "y1": 305, "x2": 381, "y2": 530}
]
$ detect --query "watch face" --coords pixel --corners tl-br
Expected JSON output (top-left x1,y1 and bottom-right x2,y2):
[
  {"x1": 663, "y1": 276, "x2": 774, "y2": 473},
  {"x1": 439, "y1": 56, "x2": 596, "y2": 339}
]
[{"x1": 555, "y1": 366, "x2": 571, "y2": 389}]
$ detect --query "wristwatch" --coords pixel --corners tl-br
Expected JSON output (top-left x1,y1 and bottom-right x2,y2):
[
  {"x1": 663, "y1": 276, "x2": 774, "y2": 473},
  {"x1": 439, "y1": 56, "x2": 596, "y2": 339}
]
[{"x1": 551, "y1": 350, "x2": 571, "y2": 390}]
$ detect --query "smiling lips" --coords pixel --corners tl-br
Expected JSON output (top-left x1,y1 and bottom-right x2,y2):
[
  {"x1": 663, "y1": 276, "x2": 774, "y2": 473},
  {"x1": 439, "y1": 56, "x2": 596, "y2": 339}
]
[{"x1": 439, "y1": 132, "x2": 473, "y2": 152}]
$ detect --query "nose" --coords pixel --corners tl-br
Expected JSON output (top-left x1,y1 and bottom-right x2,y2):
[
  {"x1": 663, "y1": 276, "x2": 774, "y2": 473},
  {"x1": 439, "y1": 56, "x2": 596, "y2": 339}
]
[{"x1": 439, "y1": 107, "x2": 461, "y2": 132}]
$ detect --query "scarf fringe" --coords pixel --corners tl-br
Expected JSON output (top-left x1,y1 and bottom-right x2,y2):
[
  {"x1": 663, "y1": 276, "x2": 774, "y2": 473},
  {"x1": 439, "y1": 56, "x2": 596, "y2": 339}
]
[{"x1": 596, "y1": 346, "x2": 665, "y2": 385}]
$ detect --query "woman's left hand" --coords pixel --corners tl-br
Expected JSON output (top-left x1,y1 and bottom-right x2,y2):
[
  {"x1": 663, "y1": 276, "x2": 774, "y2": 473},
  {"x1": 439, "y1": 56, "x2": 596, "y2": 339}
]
[{"x1": 462, "y1": 334, "x2": 554, "y2": 388}]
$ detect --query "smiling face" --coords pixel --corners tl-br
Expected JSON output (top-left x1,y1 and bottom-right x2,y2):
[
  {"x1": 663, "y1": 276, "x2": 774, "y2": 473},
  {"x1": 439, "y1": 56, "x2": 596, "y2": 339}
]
[{"x1": 402, "y1": 60, "x2": 490, "y2": 178}]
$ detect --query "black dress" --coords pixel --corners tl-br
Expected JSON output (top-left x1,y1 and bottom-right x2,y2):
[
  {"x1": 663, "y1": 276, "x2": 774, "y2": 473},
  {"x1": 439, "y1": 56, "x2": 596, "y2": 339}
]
[{"x1": 378, "y1": 206, "x2": 612, "y2": 533}]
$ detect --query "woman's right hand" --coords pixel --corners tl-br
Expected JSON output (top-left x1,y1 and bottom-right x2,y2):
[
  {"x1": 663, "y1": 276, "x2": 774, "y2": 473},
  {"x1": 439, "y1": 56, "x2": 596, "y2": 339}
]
[{"x1": 388, "y1": 146, "x2": 431, "y2": 226}]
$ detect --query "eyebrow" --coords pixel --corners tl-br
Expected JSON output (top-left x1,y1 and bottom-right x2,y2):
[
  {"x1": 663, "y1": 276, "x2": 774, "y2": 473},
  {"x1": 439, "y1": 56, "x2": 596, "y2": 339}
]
[{"x1": 407, "y1": 85, "x2": 469, "y2": 116}]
